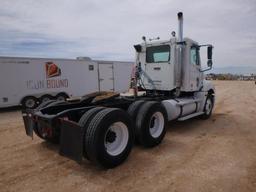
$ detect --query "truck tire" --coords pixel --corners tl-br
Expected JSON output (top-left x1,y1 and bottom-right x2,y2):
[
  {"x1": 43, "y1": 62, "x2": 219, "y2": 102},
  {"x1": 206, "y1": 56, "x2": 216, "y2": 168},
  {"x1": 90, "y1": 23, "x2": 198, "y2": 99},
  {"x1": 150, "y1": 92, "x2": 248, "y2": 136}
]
[
  {"x1": 201, "y1": 94, "x2": 214, "y2": 119},
  {"x1": 85, "y1": 108, "x2": 134, "y2": 168},
  {"x1": 22, "y1": 96, "x2": 38, "y2": 109},
  {"x1": 40, "y1": 94, "x2": 53, "y2": 103},
  {"x1": 56, "y1": 93, "x2": 68, "y2": 101},
  {"x1": 127, "y1": 100, "x2": 145, "y2": 122},
  {"x1": 135, "y1": 101, "x2": 167, "y2": 147},
  {"x1": 78, "y1": 107, "x2": 105, "y2": 159},
  {"x1": 127, "y1": 100, "x2": 145, "y2": 143}
]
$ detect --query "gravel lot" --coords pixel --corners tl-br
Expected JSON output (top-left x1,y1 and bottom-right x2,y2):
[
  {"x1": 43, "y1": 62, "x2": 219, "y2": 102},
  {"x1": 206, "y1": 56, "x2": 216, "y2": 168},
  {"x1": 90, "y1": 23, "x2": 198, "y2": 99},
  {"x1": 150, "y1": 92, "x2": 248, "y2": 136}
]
[{"x1": 0, "y1": 81, "x2": 256, "y2": 192}]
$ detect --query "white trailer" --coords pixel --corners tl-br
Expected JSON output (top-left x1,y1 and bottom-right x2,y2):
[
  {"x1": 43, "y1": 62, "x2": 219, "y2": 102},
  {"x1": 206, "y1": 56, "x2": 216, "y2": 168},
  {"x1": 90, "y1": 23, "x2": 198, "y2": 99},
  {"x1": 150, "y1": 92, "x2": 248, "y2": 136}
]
[{"x1": 0, "y1": 56, "x2": 133, "y2": 108}]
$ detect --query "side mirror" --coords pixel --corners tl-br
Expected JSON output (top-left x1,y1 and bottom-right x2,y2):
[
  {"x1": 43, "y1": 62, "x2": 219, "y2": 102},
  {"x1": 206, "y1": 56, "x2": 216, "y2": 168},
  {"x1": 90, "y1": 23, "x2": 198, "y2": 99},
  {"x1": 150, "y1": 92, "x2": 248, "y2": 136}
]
[
  {"x1": 207, "y1": 45, "x2": 213, "y2": 67},
  {"x1": 207, "y1": 60, "x2": 212, "y2": 68},
  {"x1": 199, "y1": 44, "x2": 214, "y2": 72},
  {"x1": 207, "y1": 46, "x2": 213, "y2": 60}
]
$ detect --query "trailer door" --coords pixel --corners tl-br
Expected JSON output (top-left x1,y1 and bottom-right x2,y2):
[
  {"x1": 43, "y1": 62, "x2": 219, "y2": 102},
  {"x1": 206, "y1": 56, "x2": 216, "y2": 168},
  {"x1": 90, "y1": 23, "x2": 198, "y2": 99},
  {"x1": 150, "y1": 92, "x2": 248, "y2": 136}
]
[{"x1": 98, "y1": 63, "x2": 114, "y2": 91}]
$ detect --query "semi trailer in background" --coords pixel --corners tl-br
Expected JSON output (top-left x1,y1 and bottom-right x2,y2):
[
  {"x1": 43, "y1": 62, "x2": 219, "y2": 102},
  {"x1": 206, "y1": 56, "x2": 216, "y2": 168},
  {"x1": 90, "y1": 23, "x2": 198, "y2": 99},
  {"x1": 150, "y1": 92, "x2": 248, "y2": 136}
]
[{"x1": 0, "y1": 56, "x2": 133, "y2": 108}]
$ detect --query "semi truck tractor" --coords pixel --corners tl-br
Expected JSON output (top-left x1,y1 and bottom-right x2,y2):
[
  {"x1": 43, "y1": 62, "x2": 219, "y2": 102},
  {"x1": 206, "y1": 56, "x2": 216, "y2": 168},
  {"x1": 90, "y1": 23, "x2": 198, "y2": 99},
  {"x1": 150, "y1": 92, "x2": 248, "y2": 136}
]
[{"x1": 23, "y1": 12, "x2": 215, "y2": 168}]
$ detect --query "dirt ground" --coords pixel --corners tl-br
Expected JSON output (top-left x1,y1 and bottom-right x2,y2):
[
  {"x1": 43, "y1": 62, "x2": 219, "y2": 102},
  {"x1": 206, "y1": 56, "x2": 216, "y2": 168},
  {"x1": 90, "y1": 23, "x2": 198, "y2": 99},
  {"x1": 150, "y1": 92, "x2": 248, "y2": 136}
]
[{"x1": 0, "y1": 81, "x2": 256, "y2": 192}]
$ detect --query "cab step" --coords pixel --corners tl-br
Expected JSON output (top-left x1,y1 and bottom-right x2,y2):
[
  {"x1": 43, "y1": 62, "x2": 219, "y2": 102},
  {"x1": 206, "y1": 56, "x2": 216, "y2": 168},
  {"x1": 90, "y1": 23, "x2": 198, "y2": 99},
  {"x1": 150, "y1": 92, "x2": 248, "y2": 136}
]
[
  {"x1": 178, "y1": 112, "x2": 204, "y2": 121},
  {"x1": 176, "y1": 98, "x2": 202, "y2": 106}
]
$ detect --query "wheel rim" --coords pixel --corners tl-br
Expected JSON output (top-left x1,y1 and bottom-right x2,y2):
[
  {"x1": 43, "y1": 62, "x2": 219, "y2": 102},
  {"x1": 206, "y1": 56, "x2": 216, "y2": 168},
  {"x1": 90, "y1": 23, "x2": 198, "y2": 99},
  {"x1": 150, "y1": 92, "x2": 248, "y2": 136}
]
[
  {"x1": 42, "y1": 97, "x2": 50, "y2": 103},
  {"x1": 57, "y1": 96, "x2": 65, "y2": 101},
  {"x1": 25, "y1": 98, "x2": 36, "y2": 108},
  {"x1": 149, "y1": 112, "x2": 164, "y2": 138},
  {"x1": 104, "y1": 122, "x2": 129, "y2": 156},
  {"x1": 205, "y1": 98, "x2": 213, "y2": 115}
]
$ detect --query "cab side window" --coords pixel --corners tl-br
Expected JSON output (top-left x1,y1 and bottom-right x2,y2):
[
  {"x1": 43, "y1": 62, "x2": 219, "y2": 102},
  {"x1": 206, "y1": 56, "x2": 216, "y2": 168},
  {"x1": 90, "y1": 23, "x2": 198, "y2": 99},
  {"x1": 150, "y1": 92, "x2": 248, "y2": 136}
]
[{"x1": 190, "y1": 47, "x2": 200, "y2": 65}]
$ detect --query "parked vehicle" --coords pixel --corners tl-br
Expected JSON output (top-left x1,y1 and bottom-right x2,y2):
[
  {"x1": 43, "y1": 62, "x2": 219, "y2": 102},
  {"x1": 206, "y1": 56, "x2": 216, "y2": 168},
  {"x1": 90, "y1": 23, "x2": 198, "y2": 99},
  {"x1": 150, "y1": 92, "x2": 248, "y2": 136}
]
[
  {"x1": 23, "y1": 12, "x2": 215, "y2": 168},
  {"x1": 0, "y1": 57, "x2": 132, "y2": 108}
]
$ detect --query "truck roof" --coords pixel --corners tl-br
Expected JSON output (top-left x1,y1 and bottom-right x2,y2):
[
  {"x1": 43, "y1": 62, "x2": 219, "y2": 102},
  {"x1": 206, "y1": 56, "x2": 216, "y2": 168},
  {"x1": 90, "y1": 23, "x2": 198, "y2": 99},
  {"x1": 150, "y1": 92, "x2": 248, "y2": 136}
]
[
  {"x1": 139, "y1": 37, "x2": 199, "y2": 46},
  {"x1": 0, "y1": 56, "x2": 133, "y2": 64}
]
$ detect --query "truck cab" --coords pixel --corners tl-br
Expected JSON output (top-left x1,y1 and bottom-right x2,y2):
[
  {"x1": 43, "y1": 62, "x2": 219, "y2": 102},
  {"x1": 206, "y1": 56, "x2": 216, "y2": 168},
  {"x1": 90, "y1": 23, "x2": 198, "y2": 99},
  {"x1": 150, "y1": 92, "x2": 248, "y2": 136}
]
[{"x1": 134, "y1": 37, "x2": 213, "y2": 94}]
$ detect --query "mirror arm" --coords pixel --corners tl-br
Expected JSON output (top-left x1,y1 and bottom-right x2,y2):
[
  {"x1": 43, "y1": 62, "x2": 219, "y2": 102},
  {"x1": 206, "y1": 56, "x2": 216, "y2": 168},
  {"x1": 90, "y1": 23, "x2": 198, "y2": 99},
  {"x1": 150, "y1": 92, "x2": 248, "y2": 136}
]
[
  {"x1": 200, "y1": 59, "x2": 213, "y2": 72},
  {"x1": 200, "y1": 66, "x2": 212, "y2": 72},
  {"x1": 199, "y1": 44, "x2": 213, "y2": 47}
]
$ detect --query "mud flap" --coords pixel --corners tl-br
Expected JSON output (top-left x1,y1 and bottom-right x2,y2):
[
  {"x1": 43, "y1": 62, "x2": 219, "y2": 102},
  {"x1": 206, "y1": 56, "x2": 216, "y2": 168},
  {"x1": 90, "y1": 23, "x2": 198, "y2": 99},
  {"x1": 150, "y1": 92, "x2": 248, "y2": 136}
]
[
  {"x1": 22, "y1": 112, "x2": 36, "y2": 138},
  {"x1": 59, "y1": 120, "x2": 83, "y2": 163}
]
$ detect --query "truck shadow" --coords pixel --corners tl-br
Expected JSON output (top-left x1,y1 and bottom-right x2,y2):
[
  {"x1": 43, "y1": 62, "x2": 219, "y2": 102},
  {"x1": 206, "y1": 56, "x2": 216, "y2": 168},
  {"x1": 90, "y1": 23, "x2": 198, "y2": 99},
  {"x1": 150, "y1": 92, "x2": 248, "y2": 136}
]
[
  {"x1": 36, "y1": 112, "x2": 233, "y2": 176},
  {"x1": 166, "y1": 112, "x2": 227, "y2": 134},
  {"x1": 0, "y1": 106, "x2": 21, "y2": 113},
  {"x1": 40, "y1": 141, "x2": 59, "y2": 152}
]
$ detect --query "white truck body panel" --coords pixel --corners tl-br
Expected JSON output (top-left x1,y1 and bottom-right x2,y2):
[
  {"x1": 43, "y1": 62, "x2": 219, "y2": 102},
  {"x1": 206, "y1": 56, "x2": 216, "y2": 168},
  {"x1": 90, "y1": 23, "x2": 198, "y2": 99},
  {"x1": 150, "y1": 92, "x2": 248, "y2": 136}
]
[
  {"x1": 180, "y1": 38, "x2": 203, "y2": 92},
  {"x1": 0, "y1": 57, "x2": 133, "y2": 108},
  {"x1": 139, "y1": 40, "x2": 176, "y2": 91},
  {"x1": 138, "y1": 38, "x2": 204, "y2": 92}
]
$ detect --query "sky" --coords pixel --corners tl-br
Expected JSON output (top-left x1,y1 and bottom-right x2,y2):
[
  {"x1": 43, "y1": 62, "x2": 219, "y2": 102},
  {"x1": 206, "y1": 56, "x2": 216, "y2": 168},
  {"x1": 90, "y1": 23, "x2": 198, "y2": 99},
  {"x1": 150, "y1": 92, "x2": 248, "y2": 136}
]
[{"x1": 0, "y1": 0, "x2": 256, "y2": 68}]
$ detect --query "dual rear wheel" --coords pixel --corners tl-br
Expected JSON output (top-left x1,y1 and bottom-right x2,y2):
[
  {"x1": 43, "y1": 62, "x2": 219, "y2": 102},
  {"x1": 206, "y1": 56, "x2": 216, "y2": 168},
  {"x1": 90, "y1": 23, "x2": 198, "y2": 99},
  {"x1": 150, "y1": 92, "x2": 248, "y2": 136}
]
[
  {"x1": 78, "y1": 101, "x2": 167, "y2": 168},
  {"x1": 79, "y1": 107, "x2": 134, "y2": 168},
  {"x1": 128, "y1": 101, "x2": 167, "y2": 147}
]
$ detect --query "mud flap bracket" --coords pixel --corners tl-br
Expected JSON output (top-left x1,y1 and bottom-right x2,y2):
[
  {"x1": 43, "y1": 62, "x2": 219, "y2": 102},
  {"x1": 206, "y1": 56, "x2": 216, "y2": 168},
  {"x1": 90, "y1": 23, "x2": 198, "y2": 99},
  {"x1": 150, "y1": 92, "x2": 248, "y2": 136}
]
[{"x1": 22, "y1": 113, "x2": 35, "y2": 138}]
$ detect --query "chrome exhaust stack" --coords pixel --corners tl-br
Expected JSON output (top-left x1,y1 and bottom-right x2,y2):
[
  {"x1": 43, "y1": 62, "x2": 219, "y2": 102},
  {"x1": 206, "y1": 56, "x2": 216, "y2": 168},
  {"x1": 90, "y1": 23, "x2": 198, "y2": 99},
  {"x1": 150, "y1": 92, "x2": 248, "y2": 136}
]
[
  {"x1": 175, "y1": 12, "x2": 184, "y2": 96},
  {"x1": 177, "y1": 12, "x2": 183, "y2": 42}
]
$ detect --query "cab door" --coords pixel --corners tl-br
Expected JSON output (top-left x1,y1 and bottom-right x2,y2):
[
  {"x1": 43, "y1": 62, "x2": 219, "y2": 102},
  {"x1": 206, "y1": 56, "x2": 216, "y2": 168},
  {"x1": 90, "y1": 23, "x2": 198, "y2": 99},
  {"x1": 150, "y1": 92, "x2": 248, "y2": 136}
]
[
  {"x1": 190, "y1": 46, "x2": 203, "y2": 91},
  {"x1": 143, "y1": 44, "x2": 174, "y2": 91}
]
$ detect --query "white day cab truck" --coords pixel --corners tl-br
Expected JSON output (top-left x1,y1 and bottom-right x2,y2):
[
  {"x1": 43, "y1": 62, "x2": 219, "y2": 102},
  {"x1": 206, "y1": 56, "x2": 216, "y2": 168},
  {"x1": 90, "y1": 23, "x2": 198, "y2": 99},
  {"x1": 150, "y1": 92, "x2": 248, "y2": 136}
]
[
  {"x1": 23, "y1": 12, "x2": 215, "y2": 168},
  {"x1": 0, "y1": 57, "x2": 132, "y2": 108}
]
